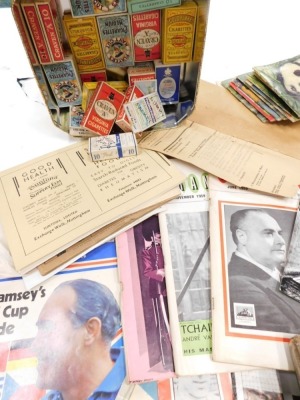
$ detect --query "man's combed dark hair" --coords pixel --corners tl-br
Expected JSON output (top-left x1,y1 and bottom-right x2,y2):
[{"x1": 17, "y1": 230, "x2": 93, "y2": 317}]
[
  {"x1": 55, "y1": 279, "x2": 121, "y2": 344},
  {"x1": 230, "y1": 208, "x2": 270, "y2": 244}
]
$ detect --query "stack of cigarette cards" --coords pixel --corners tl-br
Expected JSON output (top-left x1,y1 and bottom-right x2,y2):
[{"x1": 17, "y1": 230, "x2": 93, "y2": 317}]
[{"x1": 124, "y1": 92, "x2": 166, "y2": 133}]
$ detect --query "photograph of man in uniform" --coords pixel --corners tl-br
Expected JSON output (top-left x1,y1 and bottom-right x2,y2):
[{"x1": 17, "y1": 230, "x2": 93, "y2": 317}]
[
  {"x1": 133, "y1": 215, "x2": 173, "y2": 372},
  {"x1": 32, "y1": 278, "x2": 125, "y2": 400},
  {"x1": 224, "y1": 205, "x2": 300, "y2": 333}
]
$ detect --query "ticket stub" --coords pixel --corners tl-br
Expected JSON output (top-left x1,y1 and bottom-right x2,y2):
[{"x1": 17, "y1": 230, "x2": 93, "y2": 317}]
[
  {"x1": 89, "y1": 132, "x2": 138, "y2": 161},
  {"x1": 124, "y1": 92, "x2": 166, "y2": 133}
]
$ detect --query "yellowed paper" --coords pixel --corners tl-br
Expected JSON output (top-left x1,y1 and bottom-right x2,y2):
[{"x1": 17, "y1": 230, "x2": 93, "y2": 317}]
[
  {"x1": 138, "y1": 120, "x2": 300, "y2": 197},
  {"x1": 193, "y1": 80, "x2": 300, "y2": 162},
  {"x1": 37, "y1": 189, "x2": 179, "y2": 277},
  {"x1": 0, "y1": 142, "x2": 184, "y2": 274}
]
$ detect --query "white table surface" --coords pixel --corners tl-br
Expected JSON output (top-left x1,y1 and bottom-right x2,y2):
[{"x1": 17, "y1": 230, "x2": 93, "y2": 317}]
[{"x1": 1, "y1": 0, "x2": 300, "y2": 171}]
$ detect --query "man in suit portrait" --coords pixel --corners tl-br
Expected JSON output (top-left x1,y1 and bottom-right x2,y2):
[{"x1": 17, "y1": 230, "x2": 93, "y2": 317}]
[{"x1": 227, "y1": 207, "x2": 300, "y2": 333}]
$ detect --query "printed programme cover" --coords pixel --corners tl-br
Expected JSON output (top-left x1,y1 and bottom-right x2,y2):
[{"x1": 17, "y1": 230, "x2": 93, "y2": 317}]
[{"x1": 209, "y1": 175, "x2": 300, "y2": 371}]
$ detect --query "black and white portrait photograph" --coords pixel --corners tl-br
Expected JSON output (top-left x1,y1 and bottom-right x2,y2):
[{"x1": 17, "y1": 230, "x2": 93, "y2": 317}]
[{"x1": 222, "y1": 203, "x2": 300, "y2": 333}]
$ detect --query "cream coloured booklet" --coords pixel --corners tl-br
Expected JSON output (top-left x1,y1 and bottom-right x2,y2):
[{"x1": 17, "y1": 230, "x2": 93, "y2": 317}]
[{"x1": 0, "y1": 142, "x2": 184, "y2": 275}]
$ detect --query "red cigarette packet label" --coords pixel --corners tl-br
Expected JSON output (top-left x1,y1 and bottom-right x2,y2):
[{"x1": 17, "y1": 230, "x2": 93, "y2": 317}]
[
  {"x1": 80, "y1": 70, "x2": 107, "y2": 83},
  {"x1": 81, "y1": 81, "x2": 125, "y2": 136},
  {"x1": 131, "y1": 10, "x2": 161, "y2": 62},
  {"x1": 21, "y1": 1, "x2": 52, "y2": 63},
  {"x1": 127, "y1": 62, "x2": 155, "y2": 85},
  {"x1": 13, "y1": 1, "x2": 39, "y2": 65},
  {"x1": 36, "y1": 0, "x2": 64, "y2": 62}
]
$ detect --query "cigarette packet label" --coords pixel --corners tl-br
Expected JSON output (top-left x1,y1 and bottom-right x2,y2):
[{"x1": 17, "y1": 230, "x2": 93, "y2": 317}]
[
  {"x1": 21, "y1": 3, "x2": 52, "y2": 63},
  {"x1": 43, "y1": 60, "x2": 82, "y2": 107},
  {"x1": 127, "y1": 0, "x2": 181, "y2": 14},
  {"x1": 89, "y1": 133, "x2": 138, "y2": 161},
  {"x1": 69, "y1": 0, "x2": 126, "y2": 17},
  {"x1": 124, "y1": 92, "x2": 166, "y2": 132},
  {"x1": 131, "y1": 10, "x2": 161, "y2": 62},
  {"x1": 63, "y1": 14, "x2": 105, "y2": 72},
  {"x1": 162, "y1": 4, "x2": 197, "y2": 63},
  {"x1": 81, "y1": 82, "x2": 125, "y2": 136},
  {"x1": 97, "y1": 14, "x2": 134, "y2": 68},
  {"x1": 13, "y1": 3, "x2": 39, "y2": 65},
  {"x1": 36, "y1": 2, "x2": 64, "y2": 62}
]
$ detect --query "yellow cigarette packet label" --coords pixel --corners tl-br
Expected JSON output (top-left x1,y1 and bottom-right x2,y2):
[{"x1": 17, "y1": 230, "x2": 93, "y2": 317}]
[
  {"x1": 162, "y1": 2, "x2": 197, "y2": 64},
  {"x1": 63, "y1": 13, "x2": 105, "y2": 72}
]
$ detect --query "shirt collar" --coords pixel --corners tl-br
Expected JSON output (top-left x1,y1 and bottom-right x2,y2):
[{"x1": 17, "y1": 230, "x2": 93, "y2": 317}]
[
  {"x1": 42, "y1": 348, "x2": 126, "y2": 400},
  {"x1": 235, "y1": 251, "x2": 281, "y2": 282},
  {"x1": 92, "y1": 347, "x2": 126, "y2": 395}
]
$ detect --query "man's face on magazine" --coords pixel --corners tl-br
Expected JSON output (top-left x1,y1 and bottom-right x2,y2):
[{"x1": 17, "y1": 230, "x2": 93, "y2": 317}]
[
  {"x1": 241, "y1": 212, "x2": 286, "y2": 269},
  {"x1": 32, "y1": 287, "x2": 85, "y2": 391}
]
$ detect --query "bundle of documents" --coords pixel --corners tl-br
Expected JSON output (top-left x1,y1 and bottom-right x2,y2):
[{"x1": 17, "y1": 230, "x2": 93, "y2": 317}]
[{"x1": 222, "y1": 54, "x2": 300, "y2": 123}]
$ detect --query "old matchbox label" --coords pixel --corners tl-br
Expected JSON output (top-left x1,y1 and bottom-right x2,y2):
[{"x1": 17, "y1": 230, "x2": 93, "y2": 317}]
[
  {"x1": 131, "y1": 10, "x2": 161, "y2": 62},
  {"x1": 97, "y1": 13, "x2": 134, "y2": 68},
  {"x1": 42, "y1": 58, "x2": 82, "y2": 107},
  {"x1": 81, "y1": 81, "x2": 125, "y2": 136},
  {"x1": 124, "y1": 91, "x2": 166, "y2": 133}
]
